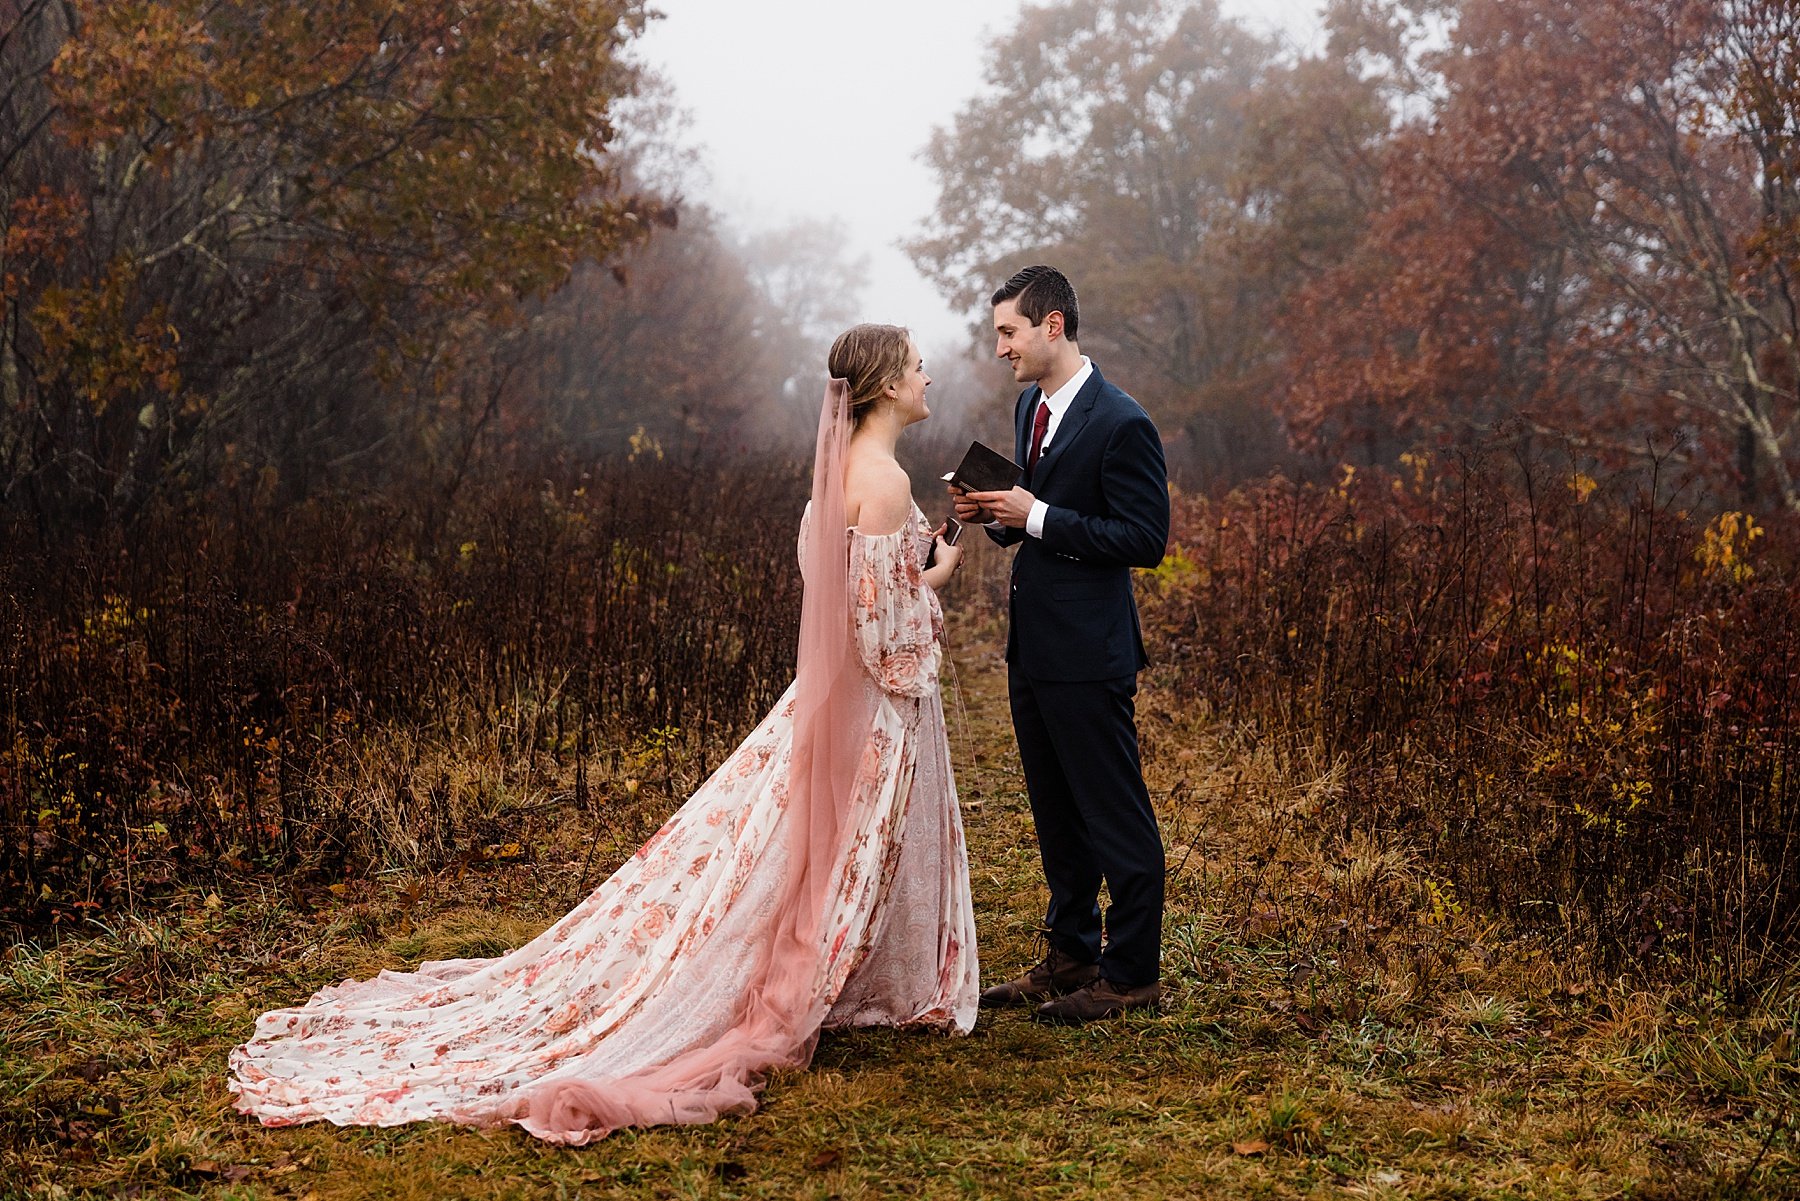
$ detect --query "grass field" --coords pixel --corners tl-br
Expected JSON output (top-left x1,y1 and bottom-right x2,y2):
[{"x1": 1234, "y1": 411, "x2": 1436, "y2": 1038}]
[{"x1": 3, "y1": 622, "x2": 1796, "y2": 1199}]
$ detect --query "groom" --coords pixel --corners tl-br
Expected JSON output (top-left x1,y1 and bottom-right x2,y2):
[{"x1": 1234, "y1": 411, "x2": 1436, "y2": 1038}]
[{"x1": 952, "y1": 265, "x2": 1170, "y2": 1023}]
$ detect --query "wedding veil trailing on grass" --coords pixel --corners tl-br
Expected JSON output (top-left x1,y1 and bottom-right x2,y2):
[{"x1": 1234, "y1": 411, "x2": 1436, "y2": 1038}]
[{"x1": 516, "y1": 377, "x2": 875, "y2": 1138}]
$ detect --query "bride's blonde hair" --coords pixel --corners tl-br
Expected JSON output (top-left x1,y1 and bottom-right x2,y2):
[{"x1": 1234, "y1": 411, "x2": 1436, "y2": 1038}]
[{"x1": 827, "y1": 324, "x2": 912, "y2": 426}]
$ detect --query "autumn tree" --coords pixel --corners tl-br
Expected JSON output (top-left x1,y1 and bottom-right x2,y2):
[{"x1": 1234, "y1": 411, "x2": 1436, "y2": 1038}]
[
  {"x1": 0, "y1": 0, "x2": 656, "y2": 529},
  {"x1": 738, "y1": 218, "x2": 869, "y2": 439},
  {"x1": 501, "y1": 212, "x2": 872, "y2": 459},
  {"x1": 910, "y1": 0, "x2": 1301, "y2": 483},
  {"x1": 497, "y1": 202, "x2": 787, "y2": 460},
  {"x1": 1284, "y1": 0, "x2": 1800, "y2": 510},
  {"x1": 489, "y1": 79, "x2": 868, "y2": 460}
]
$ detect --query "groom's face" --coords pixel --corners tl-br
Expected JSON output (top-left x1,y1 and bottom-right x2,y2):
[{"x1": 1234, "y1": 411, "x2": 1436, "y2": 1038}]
[{"x1": 993, "y1": 299, "x2": 1054, "y2": 385}]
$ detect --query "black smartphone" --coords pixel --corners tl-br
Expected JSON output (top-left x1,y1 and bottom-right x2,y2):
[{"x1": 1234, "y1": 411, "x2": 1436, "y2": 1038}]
[{"x1": 926, "y1": 517, "x2": 963, "y2": 570}]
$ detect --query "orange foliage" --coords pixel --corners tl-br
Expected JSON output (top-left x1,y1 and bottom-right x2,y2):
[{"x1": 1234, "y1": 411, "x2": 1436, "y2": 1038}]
[
  {"x1": 1280, "y1": 0, "x2": 1800, "y2": 508},
  {"x1": 33, "y1": 259, "x2": 181, "y2": 414},
  {"x1": 1139, "y1": 446, "x2": 1800, "y2": 990},
  {"x1": 2, "y1": 0, "x2": 656, "y2": 522}
]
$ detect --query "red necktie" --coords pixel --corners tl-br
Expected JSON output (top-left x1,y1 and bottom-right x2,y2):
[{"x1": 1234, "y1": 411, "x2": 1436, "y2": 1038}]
[{"x1": 1027, "y1": 399, "x2": 1051, "y2": 478}]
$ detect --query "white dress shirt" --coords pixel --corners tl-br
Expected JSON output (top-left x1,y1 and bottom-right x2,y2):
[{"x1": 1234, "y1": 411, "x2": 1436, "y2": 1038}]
[{"x1": 1023, "y1": 356, "x2": 1092, "y2": 538}]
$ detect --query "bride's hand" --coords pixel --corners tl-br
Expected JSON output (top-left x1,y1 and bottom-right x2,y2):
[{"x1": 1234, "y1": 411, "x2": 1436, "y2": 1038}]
[
  {"x1": 948, "y1": 485, "x2": 992, "y2": 524},
  {"x1": 929, "y1": 528, "x2": 964, "y2": 577}
]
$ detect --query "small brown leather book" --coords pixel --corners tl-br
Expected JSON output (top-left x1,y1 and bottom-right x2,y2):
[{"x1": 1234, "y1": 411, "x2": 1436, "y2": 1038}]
[{"x1": 941, "y1": 441, "x2": 1022, "y2": 494}]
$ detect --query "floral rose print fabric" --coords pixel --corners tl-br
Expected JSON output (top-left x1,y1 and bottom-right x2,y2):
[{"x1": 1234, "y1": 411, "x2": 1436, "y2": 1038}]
[{"x1": 229, "y1": 506, "x2": 978, "y2": 1140}]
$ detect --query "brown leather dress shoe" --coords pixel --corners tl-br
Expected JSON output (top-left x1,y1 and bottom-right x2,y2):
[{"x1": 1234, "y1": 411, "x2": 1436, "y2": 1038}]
[
  {"x1": 978, "y1": 945, "x2": 1100, "y2": 1008},
  {"x1": 1031, "y1": 977, "x2": 1161, "y2": 1024}
]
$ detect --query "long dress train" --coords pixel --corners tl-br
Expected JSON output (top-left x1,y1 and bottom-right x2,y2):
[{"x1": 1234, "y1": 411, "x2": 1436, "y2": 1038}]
[{"x1": 228, "y1": 504, "x2": 978, "y2": 1144}]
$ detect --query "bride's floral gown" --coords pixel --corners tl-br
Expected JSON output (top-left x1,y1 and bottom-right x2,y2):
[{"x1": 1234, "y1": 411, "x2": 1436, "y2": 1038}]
[{"x1": 229, "y1": 507, "x2": 979, "y2": 1139}]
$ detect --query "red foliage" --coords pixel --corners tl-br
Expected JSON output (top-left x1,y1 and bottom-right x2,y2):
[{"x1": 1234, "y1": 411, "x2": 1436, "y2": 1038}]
[
  {"x1": 1280, "y1": 0, "x2": 1800, "y2": 510},
  {"x1": 1140, "y1": 444, "x2": 1799, "y2": 991}
]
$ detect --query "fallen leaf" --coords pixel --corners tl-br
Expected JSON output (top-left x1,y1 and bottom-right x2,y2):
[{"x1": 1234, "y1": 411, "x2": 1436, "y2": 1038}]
[
  {"x1": 1232, "y1": 1138, "x2": 1269, "y2": 1156},
  {"x1": 78, "y1": 1095, "x2": 121, "y2": 1121}
]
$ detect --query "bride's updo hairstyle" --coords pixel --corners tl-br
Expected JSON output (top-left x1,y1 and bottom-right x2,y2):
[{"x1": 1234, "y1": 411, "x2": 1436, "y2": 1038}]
[{"x1": 827, "y1": 324, "x2": 912, "y2": 427}]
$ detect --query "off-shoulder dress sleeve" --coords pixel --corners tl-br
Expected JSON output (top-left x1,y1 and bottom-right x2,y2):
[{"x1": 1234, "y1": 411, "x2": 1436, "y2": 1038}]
[{"x1": 849, "y1": 529, "x2": 943, "y2": 698}]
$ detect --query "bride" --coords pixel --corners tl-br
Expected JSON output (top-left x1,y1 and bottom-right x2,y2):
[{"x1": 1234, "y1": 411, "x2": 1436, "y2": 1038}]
[{"x1": 229, "y1": 324, "x2": 980, "y2": 1144}]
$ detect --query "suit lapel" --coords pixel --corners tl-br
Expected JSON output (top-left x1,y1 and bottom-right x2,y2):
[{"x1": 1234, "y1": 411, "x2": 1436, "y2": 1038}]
[{"x1": 1031, "y1": 369, "x2": 1103, "y2": 492}]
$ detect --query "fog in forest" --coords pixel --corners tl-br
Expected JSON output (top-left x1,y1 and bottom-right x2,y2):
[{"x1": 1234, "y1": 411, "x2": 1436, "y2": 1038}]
[
  {"x1": 4, "y1": 0, "x2": 1798, "y2": 1001},
  {"x1": 6, "y1": 9, "x2": 1800, "y2": 1190}
]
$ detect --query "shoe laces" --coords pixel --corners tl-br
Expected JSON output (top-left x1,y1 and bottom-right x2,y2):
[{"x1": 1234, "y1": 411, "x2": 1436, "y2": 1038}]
[{"x1": 1023, "y1": 928, "x2": 1060, "y2": 981}]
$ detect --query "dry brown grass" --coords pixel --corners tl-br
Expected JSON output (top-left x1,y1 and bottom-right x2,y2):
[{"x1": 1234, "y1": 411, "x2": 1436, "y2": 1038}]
[
  {"x1": 2, "y1": 628, "x2": 1796, "y2": 1199},
  {"x1": 1142, "y1": 456, "x2": 1800, "y2": 1001},
  {"x1": 0, "y1": 456, "x2": 810, "y2": 935}
]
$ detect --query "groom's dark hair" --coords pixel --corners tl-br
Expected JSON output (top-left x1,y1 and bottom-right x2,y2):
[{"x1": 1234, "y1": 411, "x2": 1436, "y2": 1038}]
[{"x1": 991, "y1": 265, "x2": 1079, "y2": 340}]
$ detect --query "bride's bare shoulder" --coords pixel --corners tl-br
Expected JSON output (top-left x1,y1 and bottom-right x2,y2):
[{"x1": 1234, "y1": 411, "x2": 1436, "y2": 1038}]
[{"x1": 844, "y1": 456, "x2": 913, "y2": 535}]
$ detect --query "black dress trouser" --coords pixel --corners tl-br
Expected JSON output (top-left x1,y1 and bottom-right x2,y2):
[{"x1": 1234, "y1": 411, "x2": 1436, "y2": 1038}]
[{"x1": 1007, "y1": 667, "x2": 1164, "y2": 987}]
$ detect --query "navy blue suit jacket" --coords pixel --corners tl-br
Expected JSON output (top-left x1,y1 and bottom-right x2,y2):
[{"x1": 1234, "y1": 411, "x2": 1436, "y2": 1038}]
[{"x1": 988, "y1": 365, "x2": 1169, "y2": 682}]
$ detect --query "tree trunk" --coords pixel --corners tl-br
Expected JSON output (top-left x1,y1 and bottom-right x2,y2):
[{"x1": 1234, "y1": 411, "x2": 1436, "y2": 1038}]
[{"x1": 1738, "y1": 414, "x2": 1757, "y2": 507}]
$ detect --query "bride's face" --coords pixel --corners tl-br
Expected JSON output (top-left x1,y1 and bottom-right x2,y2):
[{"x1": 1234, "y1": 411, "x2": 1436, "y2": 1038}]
[{"x1": 887, "y1": 341, "x2": 931, "y2": 425}]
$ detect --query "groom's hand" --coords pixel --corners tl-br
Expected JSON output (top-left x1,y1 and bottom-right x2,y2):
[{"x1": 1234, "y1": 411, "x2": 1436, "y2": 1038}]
[
  {"x1": 966, "y1": 486, "x2": 1035, "y2": 529},
  {"x1": 948, "y1": 485, "x2": 993, "y2": 524}
]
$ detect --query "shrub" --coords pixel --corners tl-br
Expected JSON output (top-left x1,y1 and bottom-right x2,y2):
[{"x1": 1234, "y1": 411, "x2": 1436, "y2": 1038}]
[
  {"x1": 1140, "y1": 445, "x2": 1800, "y2": 996},
  {"x1": 0, "y1": 453, "x2": 807, "y2": 932}
]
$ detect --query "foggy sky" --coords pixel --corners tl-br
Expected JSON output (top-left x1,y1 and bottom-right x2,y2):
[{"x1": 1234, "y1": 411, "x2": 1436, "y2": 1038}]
[{"x1": 635, "y1": 0, "x2": 1327, "y2": 361}]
